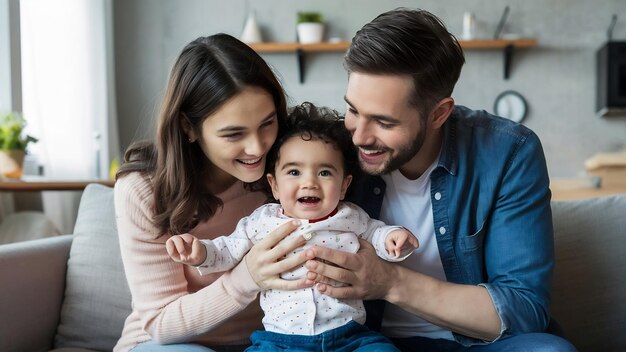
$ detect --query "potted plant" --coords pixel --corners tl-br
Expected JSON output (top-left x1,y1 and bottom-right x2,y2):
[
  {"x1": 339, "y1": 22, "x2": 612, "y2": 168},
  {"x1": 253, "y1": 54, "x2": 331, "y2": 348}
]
[
  {"x1": 0, "y1": 111, "x2": 38, "y2": 178},
  {"x1": 296, "y1": 12, "x2": 324, "y2": 44}
]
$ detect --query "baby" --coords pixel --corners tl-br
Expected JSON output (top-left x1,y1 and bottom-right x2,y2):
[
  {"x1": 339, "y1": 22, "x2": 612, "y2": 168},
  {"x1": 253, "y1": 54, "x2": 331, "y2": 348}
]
[{"x1": 167, "y1": 103, "x2": 418, "y2": 351}]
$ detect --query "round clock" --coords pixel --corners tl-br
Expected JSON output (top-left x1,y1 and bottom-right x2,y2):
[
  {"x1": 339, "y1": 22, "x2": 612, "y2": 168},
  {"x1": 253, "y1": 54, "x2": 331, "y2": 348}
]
[{"x1": 494, "y1": 90, "x2": 528, "y2": 123}]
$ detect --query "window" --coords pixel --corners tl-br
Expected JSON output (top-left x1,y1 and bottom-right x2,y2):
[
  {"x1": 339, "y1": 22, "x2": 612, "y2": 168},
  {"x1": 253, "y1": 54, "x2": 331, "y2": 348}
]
[{"x1": 19, "y1": 0, "x2": 119, "y2": 180}]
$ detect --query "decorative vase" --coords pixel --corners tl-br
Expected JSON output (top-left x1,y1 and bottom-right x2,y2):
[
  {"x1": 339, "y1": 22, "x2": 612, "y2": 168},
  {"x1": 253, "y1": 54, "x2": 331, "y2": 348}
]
[
  {"x1": 297, "y1": 22, "x2": 324, "y2": 44},
  {"x1": 241, "y1": 12, "x2": 263, "y2": 44},
  {"x1": 461, "y1": 12, "x2": 476, "y2": 40},
  {"x1": 0, "y1": 150, "x2": 25, "y2": 179}
]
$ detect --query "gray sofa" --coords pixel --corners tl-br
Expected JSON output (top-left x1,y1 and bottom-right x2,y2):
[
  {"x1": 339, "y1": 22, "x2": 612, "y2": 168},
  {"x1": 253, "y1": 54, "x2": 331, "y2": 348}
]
[{"x1": 0, "y1": 184, "x2": 624, "y2": 352}]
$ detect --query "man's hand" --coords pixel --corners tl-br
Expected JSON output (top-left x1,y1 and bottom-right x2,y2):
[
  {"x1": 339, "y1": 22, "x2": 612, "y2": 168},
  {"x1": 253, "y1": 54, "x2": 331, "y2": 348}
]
[{"x1": 304, "y1": 239, "x2": 396, "y2": 300}]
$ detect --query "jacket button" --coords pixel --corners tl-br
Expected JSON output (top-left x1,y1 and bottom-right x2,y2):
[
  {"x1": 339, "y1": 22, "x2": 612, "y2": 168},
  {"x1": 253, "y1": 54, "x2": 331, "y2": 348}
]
[
  {"x1": 373, "y1": 187, "x2": 381, "y2": 195},
  {"x1": 439, "y1": 227, "x2": 446, "y2": 235},
  {"x1": 434, "y1": 192, "x2": 442, "y2": 200}
]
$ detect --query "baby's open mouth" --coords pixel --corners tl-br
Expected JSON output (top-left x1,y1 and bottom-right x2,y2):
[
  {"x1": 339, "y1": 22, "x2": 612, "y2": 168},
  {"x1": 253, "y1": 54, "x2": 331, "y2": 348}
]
[{"x1": 298, "y1": 196, "x2": 320, "y2": 204}]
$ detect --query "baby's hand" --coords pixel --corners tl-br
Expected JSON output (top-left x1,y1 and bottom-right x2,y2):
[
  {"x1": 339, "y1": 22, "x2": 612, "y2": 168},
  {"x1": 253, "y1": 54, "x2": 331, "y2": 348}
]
[
  {"x1": 165, "y1": 233, "x2": 207, "y2": 266},
  {"x1": 385, "y1": 228, "x2": 419, "y2": 258}
]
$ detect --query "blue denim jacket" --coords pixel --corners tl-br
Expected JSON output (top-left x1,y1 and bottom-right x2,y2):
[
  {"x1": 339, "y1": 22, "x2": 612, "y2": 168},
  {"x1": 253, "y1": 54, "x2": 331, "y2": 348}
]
[{"x1": 348, "y1": 106, "x2": 554, "y2": 345}]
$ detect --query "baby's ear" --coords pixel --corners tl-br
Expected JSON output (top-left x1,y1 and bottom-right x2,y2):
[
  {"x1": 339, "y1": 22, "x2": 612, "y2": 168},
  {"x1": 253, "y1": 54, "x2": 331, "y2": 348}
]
[
  {"x1": 266, "y1": 173, "x2": 280, "y2": 200},
  {"x1": 339, "y1": 174, "x2": 353, "y2": 200}
]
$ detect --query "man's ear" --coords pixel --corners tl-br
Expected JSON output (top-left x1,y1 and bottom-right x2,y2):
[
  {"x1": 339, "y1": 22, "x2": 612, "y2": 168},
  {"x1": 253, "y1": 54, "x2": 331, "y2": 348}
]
[
  {"x1": 339, "y1": 174, "x2": 353, "y2": 200},
  {"x1": 266, "y1": 173, "x2": 280, "y2": 200},
  {"x1": 180, "y1": 113, "x2": 197, "y2": 142},
  {"x1": 428, "y1": 97, "x2": 455, "y2": 129}
]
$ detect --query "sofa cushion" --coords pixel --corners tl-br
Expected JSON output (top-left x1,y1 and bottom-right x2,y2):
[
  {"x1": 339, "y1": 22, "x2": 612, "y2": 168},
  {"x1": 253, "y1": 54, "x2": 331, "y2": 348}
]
[
  {"x1": 54, "y1": 184, "x2": 131, "y2": 351},
  {"x1": 551, "y1": 194, "x2": 626, "y2": 352}
]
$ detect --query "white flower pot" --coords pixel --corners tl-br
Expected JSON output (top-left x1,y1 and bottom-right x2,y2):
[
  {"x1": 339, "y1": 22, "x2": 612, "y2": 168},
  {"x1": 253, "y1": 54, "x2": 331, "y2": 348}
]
[{"x1": 297, "y1": 22, "x2": 324, "y2": 44}]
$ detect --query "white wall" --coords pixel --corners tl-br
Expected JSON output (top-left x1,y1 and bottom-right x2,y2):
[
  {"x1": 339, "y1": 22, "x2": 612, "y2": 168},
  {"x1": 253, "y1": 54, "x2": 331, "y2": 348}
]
[{"x1": 113, "y1": 0, "x2": 626, "y2": 178}]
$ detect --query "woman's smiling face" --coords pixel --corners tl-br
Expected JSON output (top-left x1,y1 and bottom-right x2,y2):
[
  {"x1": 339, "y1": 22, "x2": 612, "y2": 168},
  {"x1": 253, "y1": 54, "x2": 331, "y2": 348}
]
[{"x1": 192, "y1": 86, "x2": 278, "y2": 192}]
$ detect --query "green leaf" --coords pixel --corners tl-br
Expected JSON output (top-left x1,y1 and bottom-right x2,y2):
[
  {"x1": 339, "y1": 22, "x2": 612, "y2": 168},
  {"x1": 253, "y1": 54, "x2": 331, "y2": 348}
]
[
  {"x1": 297, "y1": 12, "x2": 323, "y2": 24},
  {"x1": 0, "y1": 111, "x2": 38, "y2": 151}
]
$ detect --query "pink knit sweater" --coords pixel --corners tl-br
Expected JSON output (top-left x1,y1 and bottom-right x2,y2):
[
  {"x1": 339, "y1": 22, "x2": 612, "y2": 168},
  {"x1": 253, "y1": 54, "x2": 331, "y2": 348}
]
[{"x1": 113, "y1": 172, "x2": 266, "y2": 351}]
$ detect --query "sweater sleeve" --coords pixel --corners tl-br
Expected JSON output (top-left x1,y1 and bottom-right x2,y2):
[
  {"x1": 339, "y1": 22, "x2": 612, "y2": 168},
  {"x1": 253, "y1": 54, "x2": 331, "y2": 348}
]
[{"x1": 114, "y1": 173, "x2": 260, "y2": 344}]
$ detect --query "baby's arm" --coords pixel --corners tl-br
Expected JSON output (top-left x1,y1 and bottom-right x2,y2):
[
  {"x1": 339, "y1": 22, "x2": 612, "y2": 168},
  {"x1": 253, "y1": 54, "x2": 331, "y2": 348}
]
[
  {"x1": 196, "y1": 215, "x2": 258, "y2": 274},
  {"x1": 354, "y1": 205, "x2": 418, "y2": 262},
  {"x1": 385, "y1": 228, "x2": 419, "y2": 258},
  {"x1": 168, "y1": 214, "x2": 259, "y2": 275},
  {"x1": 165, "y1": 233, "x2": 252, "y2": 273},
  {"x1": 166, "y1": 233, "x2": 207, "y2": 266}
]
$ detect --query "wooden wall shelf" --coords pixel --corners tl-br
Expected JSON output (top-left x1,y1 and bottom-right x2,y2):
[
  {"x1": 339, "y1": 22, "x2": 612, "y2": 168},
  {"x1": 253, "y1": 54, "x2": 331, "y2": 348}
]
[
  {"x1": 461, "y1": 38, "x2": 538, "y2": 79},
  {"x1": 249, "y1": 41, "x2": 350, "y2": 53},
  {"x1": 249, "y1": 38, "x2": 537, "y2": 82},
  {"x1": 460, "y1": 38, "x2": 537, "y2": 49},
  {"x1": 249, "y1": 42, "x2": 350, "y2": 83}
]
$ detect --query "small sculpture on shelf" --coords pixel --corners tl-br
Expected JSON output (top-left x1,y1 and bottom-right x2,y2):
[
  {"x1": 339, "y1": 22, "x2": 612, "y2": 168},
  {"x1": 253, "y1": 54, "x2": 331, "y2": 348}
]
[{"x1": 241, "y1": 11, "x2": 263, "y2": 44}]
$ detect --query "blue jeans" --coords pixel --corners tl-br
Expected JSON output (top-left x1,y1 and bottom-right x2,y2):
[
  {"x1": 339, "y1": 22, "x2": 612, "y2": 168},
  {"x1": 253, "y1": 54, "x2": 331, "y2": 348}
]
[
  {"x1": 391, "y1": 333, "x2": 577, "y2": 352},
  {"x1": 131, "y1": 340, "x2": 248, "y2": 352},
  {"x1": 247, "y1": 320, "x2": 399, "y2": 352}
]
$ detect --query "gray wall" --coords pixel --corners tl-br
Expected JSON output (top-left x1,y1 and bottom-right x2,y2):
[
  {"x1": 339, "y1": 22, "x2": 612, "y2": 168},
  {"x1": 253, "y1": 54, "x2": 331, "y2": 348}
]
[{"x1": 114, "y1": 0, "x2": 626, "y2": 178}]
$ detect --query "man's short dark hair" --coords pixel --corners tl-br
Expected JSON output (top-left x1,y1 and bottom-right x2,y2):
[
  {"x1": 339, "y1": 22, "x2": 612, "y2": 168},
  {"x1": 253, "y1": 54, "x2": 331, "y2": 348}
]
[{"x1": 344, "y1": 8, "x2": 465, "y2": 117}]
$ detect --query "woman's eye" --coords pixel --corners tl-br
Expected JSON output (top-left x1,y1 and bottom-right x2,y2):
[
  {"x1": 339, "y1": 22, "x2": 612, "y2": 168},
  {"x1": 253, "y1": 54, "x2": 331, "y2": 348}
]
[
  {"x1": 261, "y1": 119, "x2": 275, "y2": 128},
  {"x1": 221, "y1": 132, "x2": 242, "y2": 140},
  {"x1": 319, "y1": 170, "x2": 331, "y2": 177}
]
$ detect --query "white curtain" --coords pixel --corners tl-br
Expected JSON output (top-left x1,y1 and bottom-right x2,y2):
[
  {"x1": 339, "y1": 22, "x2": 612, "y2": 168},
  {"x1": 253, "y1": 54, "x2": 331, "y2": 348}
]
[{"x1": 20, "y1": 0, "x2": 119, "y2": 233}]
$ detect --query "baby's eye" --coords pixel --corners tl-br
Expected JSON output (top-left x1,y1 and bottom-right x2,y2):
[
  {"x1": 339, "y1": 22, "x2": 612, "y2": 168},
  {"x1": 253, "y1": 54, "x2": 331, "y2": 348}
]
[
  {"x1": 287, "y1": 169, "x2": 300, "y2": 176},
  {"x1": 319, "y1": 170, "x2": 332, "y2": 177}
]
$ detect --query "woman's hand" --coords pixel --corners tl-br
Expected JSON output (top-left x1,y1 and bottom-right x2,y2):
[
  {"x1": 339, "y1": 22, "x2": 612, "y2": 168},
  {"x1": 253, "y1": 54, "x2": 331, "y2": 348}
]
[
  {"x1": 304, "y1": 239, "x2": 396, "y2": 300},
  {"x1": 245, "y1": 220, "x2": 313, "y2": 291}
]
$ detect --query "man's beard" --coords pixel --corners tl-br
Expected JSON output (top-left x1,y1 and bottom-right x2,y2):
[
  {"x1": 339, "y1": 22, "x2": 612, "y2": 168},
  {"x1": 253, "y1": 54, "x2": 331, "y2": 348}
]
[{"x1": 358, "y1": 126, "x2": 427, "y2": 176}]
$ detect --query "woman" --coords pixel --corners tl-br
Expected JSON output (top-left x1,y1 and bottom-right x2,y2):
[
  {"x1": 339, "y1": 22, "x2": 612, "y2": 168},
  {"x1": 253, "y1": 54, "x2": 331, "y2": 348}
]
[{"x1": 114, "y1": 34, "x2": 310, "y2": 352}]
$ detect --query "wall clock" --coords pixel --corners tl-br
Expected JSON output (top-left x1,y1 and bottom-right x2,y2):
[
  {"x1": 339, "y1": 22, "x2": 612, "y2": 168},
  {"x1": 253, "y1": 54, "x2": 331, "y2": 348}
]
[{"x1": 494, "y1": 90, "x2": 528, "y2": 123}]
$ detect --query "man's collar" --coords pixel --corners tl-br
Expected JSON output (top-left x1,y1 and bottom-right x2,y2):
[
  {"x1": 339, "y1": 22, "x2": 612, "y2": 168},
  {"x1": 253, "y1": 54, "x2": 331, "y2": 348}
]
[{"x1": 438, "y1": 106, "x2": 459, "y2": 176}]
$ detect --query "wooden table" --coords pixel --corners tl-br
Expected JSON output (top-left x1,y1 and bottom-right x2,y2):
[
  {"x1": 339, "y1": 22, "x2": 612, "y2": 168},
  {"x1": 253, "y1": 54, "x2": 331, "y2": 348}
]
[
  {"x1": 550, "y1": 178, "x2": 626, "y2": 201},
  {"x1": 551, "y1": 186, "x2": 626, "y2": 201},
  {"x1": 0, "y1": 179, "x2": 115, "y2": 192}
]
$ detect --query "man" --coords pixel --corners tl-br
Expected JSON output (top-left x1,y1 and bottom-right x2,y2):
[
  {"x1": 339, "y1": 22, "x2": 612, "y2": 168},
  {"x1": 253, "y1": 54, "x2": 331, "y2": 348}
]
[{"x1": 304, "y1": 8, "x2": 576, "y2": 351}]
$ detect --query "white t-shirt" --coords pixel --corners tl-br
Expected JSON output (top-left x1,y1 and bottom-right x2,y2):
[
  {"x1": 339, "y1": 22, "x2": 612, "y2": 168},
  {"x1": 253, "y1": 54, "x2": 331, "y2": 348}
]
[{"x1": 379, "y1": 161, "x2": 454, "y2": 340}]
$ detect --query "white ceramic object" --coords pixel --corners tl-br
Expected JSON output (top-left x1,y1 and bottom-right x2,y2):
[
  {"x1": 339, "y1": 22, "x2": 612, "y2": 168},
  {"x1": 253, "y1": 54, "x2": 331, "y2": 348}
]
[
  {"x1": 461, "y1": 12, "x2": 476, "y2": 40},
  {"x1": 297, "y1": 22, "x2": 324, "y2": 44},
  {"x1": 241, "y1": 12, "x2": 263, "y2": 43}
]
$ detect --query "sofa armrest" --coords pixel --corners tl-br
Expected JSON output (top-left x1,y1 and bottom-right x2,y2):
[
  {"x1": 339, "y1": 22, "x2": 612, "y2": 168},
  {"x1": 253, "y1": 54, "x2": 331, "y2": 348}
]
[{"x1": 0, "y1": 235, "x2": 72, "y2": 352}]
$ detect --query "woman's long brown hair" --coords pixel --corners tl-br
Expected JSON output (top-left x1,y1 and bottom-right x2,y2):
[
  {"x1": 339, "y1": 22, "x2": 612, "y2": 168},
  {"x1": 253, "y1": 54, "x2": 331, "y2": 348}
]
[{"x1": 117, "y1": 34, "x2": 287, "y2": 237}]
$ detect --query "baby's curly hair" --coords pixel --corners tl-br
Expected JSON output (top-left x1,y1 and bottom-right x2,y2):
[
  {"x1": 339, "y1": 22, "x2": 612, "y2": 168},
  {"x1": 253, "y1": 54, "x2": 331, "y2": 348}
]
[{"x1": 265, "y1": 102, "x2": 358, "y2": 178}]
